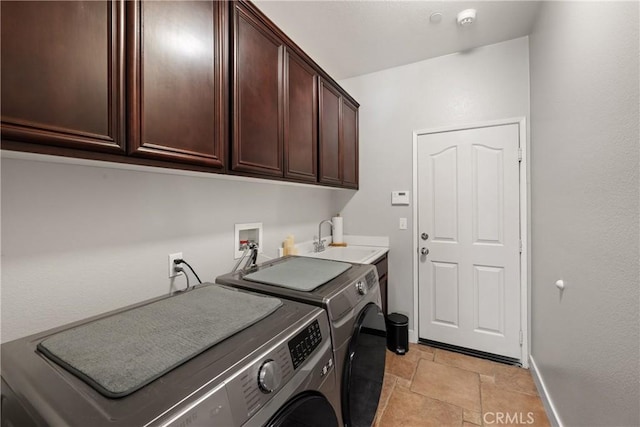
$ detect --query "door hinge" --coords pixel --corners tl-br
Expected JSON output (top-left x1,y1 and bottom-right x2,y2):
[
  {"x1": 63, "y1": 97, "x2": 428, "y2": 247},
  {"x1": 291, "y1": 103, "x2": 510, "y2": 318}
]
[
  {"x1": 518, "y1": 148, "x2": 523, "y2": 162},
  {"x1": 519, "y1": 240, "x2": 523, "y2": 253},
  {"x1": 519, "y1": 330, "x2": 523, "y2": 345}
]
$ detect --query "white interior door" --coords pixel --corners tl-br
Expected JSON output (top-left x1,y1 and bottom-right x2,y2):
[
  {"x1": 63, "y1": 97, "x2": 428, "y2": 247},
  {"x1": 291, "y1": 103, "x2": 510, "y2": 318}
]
[{"x1": 417, "y1": 124, "x2": 521, "y2": 359}]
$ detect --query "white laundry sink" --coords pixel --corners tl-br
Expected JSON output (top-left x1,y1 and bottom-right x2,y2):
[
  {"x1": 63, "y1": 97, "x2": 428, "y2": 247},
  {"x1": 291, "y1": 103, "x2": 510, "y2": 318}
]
[{"x1": 302, "y1": 246, "x2": 387, "y2": 264}]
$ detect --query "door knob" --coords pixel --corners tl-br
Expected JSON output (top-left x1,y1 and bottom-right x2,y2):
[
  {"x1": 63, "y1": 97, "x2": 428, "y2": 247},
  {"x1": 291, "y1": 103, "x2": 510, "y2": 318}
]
[
  {"x1": 420, "y1": 248, "x2": 429, "y2": 255},
  {"x1": 421, "y1": 233, "x2": 429, "y2": 240}
]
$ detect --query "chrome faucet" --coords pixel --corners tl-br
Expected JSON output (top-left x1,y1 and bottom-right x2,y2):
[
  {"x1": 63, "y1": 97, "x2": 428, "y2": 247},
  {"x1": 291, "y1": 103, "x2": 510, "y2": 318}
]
[
  {"x1": 232, "y1": 242, "x2": 259, "y2": 274},
  {"x1": 314, "y1": 219, "x2": 333, "y2": 252}
]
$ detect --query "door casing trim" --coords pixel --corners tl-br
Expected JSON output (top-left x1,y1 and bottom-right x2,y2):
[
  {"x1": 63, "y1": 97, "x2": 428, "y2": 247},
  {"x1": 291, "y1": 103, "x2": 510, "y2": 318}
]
[{"x1": 412, "y1": 117, "x2": 529, "y2": 367}]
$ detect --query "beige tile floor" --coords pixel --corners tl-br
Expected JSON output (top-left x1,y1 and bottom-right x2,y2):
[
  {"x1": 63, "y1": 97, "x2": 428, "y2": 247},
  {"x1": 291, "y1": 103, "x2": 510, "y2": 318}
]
[{"x1": 374, "y1": 343, "x2": 550, "y2": 427}]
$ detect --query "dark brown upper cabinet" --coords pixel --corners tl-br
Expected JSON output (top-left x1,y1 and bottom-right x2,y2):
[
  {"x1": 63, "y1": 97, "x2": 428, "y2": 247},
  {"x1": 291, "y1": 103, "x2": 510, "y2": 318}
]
[
  {"x1": 232, "y1": 2, "x2": 320, "y2": 183},
  {"x1": 284, "y1": 49, "x2": 318, "y2": 183},
  {"x1": 1, "y1": 0, "x2": 358, "y2": 188},
  {"x1": 319, "y1": 78, "x2": 359, "y2": 188},
  {"x1": 318, "y1": 79, "x2": 342, "y2": 186},
  {"x1": 231, "y1": 2, "x2": 284, "y2": 177},
  {"x1": 342, "y1": 97, "x2": 359, "y2": 189},
  {"x1": 1, "y1": 1, "x2": 125, "y2": 153},
  {"x1": 127, "y1": 1, "x2": 227, "y2": 168}
]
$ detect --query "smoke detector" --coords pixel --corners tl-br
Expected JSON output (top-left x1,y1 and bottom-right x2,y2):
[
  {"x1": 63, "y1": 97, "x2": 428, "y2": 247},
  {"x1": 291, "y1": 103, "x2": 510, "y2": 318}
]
[{"x1": 457, "y1": 9, "x2": 476, "y2": 26}]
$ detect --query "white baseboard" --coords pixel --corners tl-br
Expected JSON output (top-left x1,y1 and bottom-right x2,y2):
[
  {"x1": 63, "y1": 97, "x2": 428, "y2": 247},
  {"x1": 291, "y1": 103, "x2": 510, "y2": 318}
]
[
  {"x1": 529, "y1": 356, "x2": 563, "y2": 427},
  {"x1": 409, "y1": 329, "x2": 418, "y2": 343}
]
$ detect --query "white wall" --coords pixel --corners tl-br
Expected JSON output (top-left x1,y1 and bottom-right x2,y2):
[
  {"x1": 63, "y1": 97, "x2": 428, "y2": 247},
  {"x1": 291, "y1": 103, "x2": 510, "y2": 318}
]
[
  {"x1": 529, "y1": 2, "x2": 639, "y2": 426},
  {"x1": 338, "y1": 37, "x2": 530, "y2": 332},
  {"x1": 1, "y1": 155, "x2": 352, "y2": 342}
]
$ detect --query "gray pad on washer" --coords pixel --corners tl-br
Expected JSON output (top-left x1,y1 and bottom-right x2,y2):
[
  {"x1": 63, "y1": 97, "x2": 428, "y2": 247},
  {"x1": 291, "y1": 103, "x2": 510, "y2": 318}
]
[
  {"x1": 38, "y1": 285, "x2": 282, "y2": 398},
  {"x1": 243, "y1": 257, "x2": 351, "y2": 291}
]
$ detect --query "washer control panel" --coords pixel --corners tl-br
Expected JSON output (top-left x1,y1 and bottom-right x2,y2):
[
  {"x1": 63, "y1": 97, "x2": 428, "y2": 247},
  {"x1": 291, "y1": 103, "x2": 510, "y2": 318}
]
[
  {"x1": 288, "y1": 320, "x2": 322, "y2": 369},
  {"x1": 222, "y1": 311, "x2": 332, "y2": 426},
  {"x1": 257, "y1": 359, "x2": 282, "y2": 393},
  {"x1": 326, "y1": 265, "x2": 381, "y2": 322},
  {"x1": 365, "y1": 269, "x2": 378, "y2": 290},
  {"x1": 355, "y1": 280, "x2": 367, "y2": 295}
]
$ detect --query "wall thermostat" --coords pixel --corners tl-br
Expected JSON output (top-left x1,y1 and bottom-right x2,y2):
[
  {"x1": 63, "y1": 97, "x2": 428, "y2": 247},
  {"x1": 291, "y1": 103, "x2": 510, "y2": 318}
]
[{"x1": 391, "y1": 191, "x2": 410, "y2": 205}]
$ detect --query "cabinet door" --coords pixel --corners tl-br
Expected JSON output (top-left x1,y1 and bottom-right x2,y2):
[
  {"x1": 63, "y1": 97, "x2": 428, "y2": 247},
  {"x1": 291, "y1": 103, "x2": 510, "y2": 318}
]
[
  {"x1": 379, "y1": 275, "x2": 388, "y2": 316},
  {"x1": 374, "y1": 254, "x2": 388, "y2": 315},
  {"x1": 342, "y1": 98, "x2": 359, "y2": 189},
  {"x1": 128, "y1": 1, "x2": 226, "y2": 168},
  {"x1": 318, "y1": 79, "x2": 342, "y2": 185},
  {"x1": 284, "y1": 49, "x2": 317, "y2": 182},
  {"x1": 232, "y1": 3, "x2": 284, "y2": 176},
  {"x1": 1, "y1": 1, "x2": 125, "y2": 153}
]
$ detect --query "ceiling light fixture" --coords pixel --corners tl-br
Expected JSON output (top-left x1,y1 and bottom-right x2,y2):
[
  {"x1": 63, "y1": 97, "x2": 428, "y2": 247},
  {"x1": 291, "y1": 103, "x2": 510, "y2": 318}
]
[{"x1": 457, "y1": 9, "x2": 476, "y2": 26}]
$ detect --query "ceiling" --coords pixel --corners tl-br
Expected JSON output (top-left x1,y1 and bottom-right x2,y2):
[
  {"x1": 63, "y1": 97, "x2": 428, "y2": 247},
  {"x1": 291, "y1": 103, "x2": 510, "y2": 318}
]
[{"x1": 253, "y1": 1, "x2": 542, "y2": 80}]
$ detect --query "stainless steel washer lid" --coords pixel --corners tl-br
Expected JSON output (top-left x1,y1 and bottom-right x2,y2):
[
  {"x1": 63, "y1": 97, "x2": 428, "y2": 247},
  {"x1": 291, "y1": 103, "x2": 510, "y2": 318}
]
[
  {"x1": 217, "y1": 256, "x2": 376, "y2": 310},
  {"x1": 243, "y1": 257, "x2": 351, "y2": 291},
  {"x1": 1, "y1": 286, "x2": 321, "y2": 427}
]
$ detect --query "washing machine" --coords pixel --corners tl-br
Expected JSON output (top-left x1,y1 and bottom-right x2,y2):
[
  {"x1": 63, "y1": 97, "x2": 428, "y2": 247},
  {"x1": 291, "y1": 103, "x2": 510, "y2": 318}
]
[
  {"x1": 216, "y1": 256, "x2": 387, "y2": 427},
  {"x1": 1, "y1": 284, "x2": 339, "y2": 427}
]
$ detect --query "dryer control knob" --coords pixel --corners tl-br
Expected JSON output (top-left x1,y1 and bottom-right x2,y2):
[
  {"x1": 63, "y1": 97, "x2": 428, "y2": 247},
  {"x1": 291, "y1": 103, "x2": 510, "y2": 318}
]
[
  {"x1": 356, "y1": 280, "x2": 367, "y2": 295},
  {"x1": 258, "y1": 360, "x2": 282, "y2": 393}
]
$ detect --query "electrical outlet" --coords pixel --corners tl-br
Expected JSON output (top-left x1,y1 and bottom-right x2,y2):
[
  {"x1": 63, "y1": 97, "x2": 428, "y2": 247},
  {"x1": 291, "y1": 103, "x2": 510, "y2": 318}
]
[
  {"x1": 399, "y1": 218, "x2": 408, "y2": 230},
  {"x1": 168, "y1": 252, "x2": 183, "y2": 278}
]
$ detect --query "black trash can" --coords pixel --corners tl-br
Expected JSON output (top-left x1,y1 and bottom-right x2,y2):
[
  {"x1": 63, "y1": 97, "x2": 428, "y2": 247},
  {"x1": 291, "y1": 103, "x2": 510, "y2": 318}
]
[{"x1": 385, "y1": 313, "x2": 409, "y2": 355}]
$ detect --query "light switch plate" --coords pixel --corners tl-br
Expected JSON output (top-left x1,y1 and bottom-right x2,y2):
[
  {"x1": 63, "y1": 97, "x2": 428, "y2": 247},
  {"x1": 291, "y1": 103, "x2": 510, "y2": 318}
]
[{"x1": 399, "y1": 218, "x2": 408, "y2": 230}]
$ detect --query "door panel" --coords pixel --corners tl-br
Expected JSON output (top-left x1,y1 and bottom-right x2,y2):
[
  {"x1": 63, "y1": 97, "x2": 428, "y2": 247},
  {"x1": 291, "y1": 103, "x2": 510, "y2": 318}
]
[
  {"x1": 284, "y1": 49, "x2": 317, "y2": 182},
  {"x1": 341, "y1": 98, "x2": 359, "y2": 188},
  {"x1": 473, "y1": 145, "x2": 504, "y2": 244},
  {"x1": 1, "y1": 1, "x2": 124, "y2": 152},
  {"x1": 473, "y1": 265, "x2": 505, "y2": 334},
  {"x1": 431, "y1": 146, "x2": 458, "y2": 242},
  {"x1": 432, "y1": 261, "x2": 459, "y2": 326},
  {"x1": 232, "y1": 3, "x2": 283, "y2": 176},
  {"x1": 318, "y1": 79, "x2": 341, "y2": 185},
  {"x1": 129, "y1": 0, "x2": 226, "y2": 167},
  {"x1": 418, "y1": 124, "x2": 521, "y2": 359}
]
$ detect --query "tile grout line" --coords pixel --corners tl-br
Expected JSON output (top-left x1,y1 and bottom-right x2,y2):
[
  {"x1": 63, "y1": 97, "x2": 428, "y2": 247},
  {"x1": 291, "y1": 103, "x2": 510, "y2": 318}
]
[
  {"x1": 478, "y1": 371, "x2": 484, "y2": 426},
  {"x1": 407, "y1": 354, "x2": 420, "y2": 386},
  {"x1": 375, "y1": 376, "x2": 396, "y2": 426},
  {"x1": 423, "y1": 352, "x2": 486, "y2": 423},
  {"x1": 393, "y1": 346, "x2": 547, "y2": 426},
  {"x1": 401, "y1": 353, "x2": 469, "y2": 425}
]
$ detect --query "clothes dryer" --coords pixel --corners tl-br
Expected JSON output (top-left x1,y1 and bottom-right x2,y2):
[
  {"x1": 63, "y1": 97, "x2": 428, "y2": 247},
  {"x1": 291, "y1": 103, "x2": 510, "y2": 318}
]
[{"x1": 217, "y1": 256, "x2": 387, "y2": 427}]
